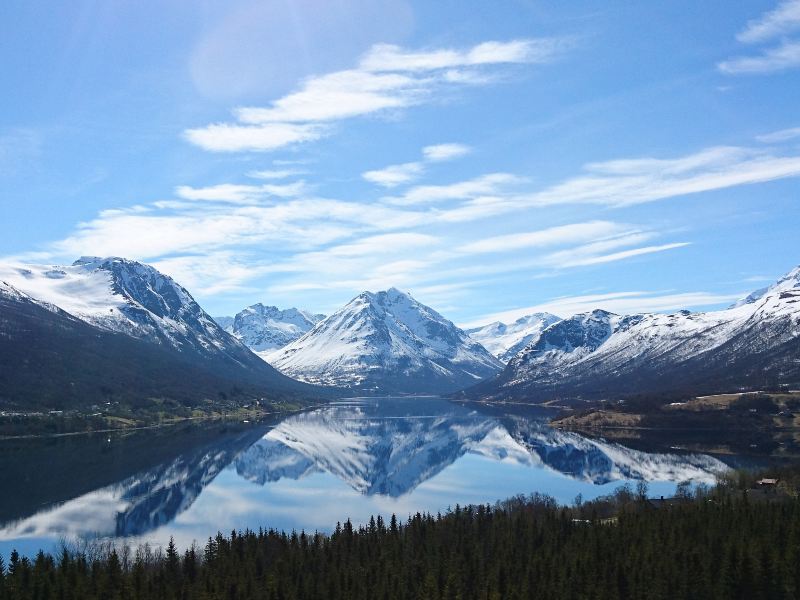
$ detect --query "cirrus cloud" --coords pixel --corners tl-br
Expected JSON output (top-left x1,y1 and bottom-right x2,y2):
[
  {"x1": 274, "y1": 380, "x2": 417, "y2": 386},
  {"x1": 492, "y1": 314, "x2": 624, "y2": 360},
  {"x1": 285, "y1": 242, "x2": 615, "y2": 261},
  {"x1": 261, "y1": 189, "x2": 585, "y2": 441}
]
[{"x1": 185, "y1": 39, "x2": 567, "y2": 153}]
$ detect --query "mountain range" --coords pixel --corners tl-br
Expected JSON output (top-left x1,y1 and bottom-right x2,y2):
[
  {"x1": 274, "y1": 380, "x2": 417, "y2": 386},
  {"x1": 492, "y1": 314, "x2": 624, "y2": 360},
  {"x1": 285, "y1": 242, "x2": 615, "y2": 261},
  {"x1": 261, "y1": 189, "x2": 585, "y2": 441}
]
[
  {"x1": 0, "y1": 257, "x2": 315, "y2": 410},
  {"x1": 463, "y1": 265, "x2": 800, "y2": 402},
  {"x1": 2, "y1": 255, "x2": 799, "y2": 406}
]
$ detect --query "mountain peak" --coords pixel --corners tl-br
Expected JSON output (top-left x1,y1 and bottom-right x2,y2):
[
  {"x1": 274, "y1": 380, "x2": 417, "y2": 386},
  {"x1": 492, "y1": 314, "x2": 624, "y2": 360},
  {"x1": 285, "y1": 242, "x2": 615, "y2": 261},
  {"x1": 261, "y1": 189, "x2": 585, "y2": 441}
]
[
  {"x1": 466, "y1": 312, "x2": 562, "y2": 362},
  {"x1": 384, "y1": 286, "x2": 408, "y2": 297},
  {"x1": 227, "y1": 302, "x2": 324, "y2": 353},
  {"x1": 268, "y1": 288, "x2": 502, "y2": 393},
  {"x1": 732, "y1": 264, "x2": 800, "y2": 308}
]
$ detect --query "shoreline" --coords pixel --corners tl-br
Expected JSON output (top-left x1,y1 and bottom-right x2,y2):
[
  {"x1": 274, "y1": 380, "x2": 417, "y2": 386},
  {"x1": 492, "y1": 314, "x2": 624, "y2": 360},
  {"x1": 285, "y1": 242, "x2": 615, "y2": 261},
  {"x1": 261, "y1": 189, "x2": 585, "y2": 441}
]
[{"x1": 0, "y1": 402, "x2": 326, "y2": 441}]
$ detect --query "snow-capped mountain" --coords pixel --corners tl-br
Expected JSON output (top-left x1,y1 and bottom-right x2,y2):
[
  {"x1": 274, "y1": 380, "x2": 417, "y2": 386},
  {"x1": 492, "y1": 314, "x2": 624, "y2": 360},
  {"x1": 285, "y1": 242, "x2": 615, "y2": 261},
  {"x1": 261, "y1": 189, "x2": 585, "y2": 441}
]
[
  {"x1": 0, "y1": 256, "x2": 314, "y2": 408},
  {"x1": 464, "y1": 265, "x2": 800, "y2": 402},
  {"x1": 466, "y1": 312, "x2": 561, "y2": 362},
  {"x1": 267, "y1": 288, "x2": 503, "y2": 393},
  {"x1": 0, "y1": 256, "x2": 234, "y2": 355},
  {"x1": 220, "y1": 303, "x2": 325, "y2": 358}
]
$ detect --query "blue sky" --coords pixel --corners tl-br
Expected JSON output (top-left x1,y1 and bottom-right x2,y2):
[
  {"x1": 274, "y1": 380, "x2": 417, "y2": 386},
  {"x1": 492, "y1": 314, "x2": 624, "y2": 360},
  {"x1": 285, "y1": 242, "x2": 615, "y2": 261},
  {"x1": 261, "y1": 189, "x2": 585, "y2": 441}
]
[{"x1": 1, "y1": 0, "x2": 799, "y2": 325}]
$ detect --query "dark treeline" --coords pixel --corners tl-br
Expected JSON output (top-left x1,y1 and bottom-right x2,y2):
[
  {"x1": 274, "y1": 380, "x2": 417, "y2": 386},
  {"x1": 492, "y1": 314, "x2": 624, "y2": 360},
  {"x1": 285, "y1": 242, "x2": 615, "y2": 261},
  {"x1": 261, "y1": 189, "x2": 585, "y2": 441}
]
[{"x1": 1, "y1": 482, "x2": 800, "y2": 599}]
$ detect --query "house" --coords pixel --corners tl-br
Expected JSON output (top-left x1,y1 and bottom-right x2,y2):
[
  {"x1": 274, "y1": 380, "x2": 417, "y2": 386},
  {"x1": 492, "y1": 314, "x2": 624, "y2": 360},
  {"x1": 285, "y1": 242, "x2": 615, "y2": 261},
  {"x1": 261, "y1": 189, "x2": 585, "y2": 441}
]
[{"x1": 647, "y1": 496, "x2": 693, "y2": 509}]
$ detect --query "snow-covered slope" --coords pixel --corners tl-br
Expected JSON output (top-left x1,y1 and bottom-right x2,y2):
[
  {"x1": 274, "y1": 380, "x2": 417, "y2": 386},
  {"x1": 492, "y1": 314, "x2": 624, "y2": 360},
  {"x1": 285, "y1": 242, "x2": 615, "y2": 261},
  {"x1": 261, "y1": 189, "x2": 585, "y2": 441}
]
[
  {"x1": 466, "y1": 312, "x2": 561, "y2": 362},
  {"x1": 268, "y1": 288, "x2": 503, "y2": 394},
  {"x1": 732, "y1": 265, "x2": 800, "y2": 307},
  {"x1": 0, "y1": 256, "x2": 236, "y2": 355},
  {"x1": 220, "y1": 303, "x2": 324, "y2": 358},
  {"x1": 0, "y1": 257, "x2": 315, "y2": 408},
  {"x1": 466, "y1": 265, "x2": 800, "y2": 402}
]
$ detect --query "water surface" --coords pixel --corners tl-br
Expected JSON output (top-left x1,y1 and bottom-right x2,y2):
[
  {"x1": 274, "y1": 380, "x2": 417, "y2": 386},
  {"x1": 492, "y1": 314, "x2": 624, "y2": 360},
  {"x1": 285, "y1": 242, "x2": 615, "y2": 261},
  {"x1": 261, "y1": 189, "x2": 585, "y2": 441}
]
[{"x1": 0, "y1": 397, "x2": 791, "y2": 557}]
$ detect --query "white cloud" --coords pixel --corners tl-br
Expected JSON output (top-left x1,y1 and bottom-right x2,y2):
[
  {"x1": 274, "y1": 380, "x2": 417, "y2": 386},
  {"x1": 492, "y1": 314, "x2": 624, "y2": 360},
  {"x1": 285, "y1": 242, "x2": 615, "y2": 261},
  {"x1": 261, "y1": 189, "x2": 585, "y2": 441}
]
[
  {"x1": 359, "y1": 39, "x2": 563, "y2": 72},
  {"x1": 395, "y1": 145, "x2": 800, "y2": 222},
  {"x1": 543, "y1": 242, "x2": 691, "y2": 268},
  {"x1": 736, "y1": 0, "x2": 800, "y2": 43},
  {"x1": 422, "y1": 143, "x2": 471, "y2": 161},
  {"x1": 186, "y1": 39, "x2": 564, "y2": 152},
  {"x1": 44, "y1": 195, "x2": 427, "y2": 269},
  {"x1": 461, "y1": 290, "x2": 744, "y2": 328},
  {"x1": 150, "y1": 252, "x2": 271, "y2": 295},
  {"x1": 246, "y1": 168, "x2": 308, "y2": 180},
  {"x1": 362, "y1": 142, "x2": 471, "y2": 188},
  {"x1": 718, "y1": 39, "x2": 800, "y2": 74},
  {"x1": 175, "y1": 182, "x2": 306, "y2": 204},
  {"x1": 457, "y1": 221, "x2": 628, "y2": 254},
  {"x1": 184, "y1": 122, "x2": 324, "y2": 152},
  {"x1": 26, "y1": 131, "x2": 800, "y2": 312},
  {"x1": 387, "y1": 172, "x2": 522, "y2": 205},
  {"x1": 756, "y1": 126, "x2": 800, "y2": 143},
  {"x1": 524, "y1": 146, "x2": 800, "y2": 209},
  {"x1": 362, "y1": 162, "x2": 424, "y2": 187},
  {"x1": 721, "y1": 2, "x2": 800, "y2": 75}
]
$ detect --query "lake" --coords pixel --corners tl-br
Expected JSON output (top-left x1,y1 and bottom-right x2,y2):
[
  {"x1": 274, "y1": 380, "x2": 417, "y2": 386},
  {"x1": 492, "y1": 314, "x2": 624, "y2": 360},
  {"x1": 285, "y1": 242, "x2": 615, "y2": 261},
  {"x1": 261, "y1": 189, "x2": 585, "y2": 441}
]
[{"x1": 0, "y1": 396, "x2": 793, "y2": 558}]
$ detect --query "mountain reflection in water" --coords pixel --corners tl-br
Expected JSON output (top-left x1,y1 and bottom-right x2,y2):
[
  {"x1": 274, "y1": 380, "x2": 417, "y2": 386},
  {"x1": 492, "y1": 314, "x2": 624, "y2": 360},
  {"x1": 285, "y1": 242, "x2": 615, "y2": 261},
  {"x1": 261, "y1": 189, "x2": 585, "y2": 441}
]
[{"x1": 0, "y1": 397, "x2": 748, "y2": 555}]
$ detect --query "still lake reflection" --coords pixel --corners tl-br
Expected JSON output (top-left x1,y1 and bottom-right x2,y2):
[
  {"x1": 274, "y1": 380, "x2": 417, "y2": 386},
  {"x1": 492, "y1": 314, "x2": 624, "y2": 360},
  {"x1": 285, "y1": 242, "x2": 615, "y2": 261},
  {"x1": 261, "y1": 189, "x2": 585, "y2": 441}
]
[{"x1": 0, "y1": 397, "x2": 771, "y2": 557}]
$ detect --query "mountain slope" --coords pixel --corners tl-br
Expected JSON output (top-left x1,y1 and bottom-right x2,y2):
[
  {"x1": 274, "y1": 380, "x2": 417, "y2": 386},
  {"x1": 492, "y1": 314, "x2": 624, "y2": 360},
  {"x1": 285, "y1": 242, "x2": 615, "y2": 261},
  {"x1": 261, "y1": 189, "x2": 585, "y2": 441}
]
[
  {"x1": 463, "y1": 266, "x2": 800, "y2": 402},
  {"x1": 0, "y1": 258, "x2": 320, "y2": 410},
  {"x1": 220, "y1": 303, "x2": 324, "y2": 357},
  {"x1": 466, "y1": 312, "x2": 561, "y2": 362},
  {"x1": 268, "y1": 288, "x2": 503, "y2": 394}
]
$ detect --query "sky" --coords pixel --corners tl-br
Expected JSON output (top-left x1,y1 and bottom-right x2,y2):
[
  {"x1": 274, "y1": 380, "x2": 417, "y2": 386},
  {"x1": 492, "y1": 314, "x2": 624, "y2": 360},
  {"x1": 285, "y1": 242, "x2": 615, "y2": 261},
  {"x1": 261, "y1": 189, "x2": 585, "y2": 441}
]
[{"x1": 0, "y1": 0, "x2": 799, "y2": 326}]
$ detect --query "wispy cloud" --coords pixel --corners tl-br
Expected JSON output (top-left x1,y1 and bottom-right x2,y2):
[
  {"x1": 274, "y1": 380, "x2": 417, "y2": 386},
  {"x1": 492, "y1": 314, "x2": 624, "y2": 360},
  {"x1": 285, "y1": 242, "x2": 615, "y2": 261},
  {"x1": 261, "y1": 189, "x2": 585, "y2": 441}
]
[
  {"x1": 387, "y1": 172, "x2": 523, "y2": 205},
  {"x1": 718, "y1": 39, "x2": 800, "y2": 74},
  {"x1": 542, "y1": 242, "x2": 691, "y2": 268},
  {"x1": 246, "y1": 168, "x2": 308, "y2": 180},
  {"x1": 422, "y1": 143, "x2": 471, "y2": 161},
  {"x1": 457, "y1": 221, "x2": 628, "y2": 254},
  {"x1": 362, "y1": 142, "x2": 472, "y2": 188},
  {"x1": 461, "y1": 290, "x2": 743, "y2": 328},
  {"x1": 410, "y1": 145, "x2": 800, "y2": 222},
  {"x1": 185, "y1": 40, "x2": 565, "y2": 152},
  {"x1": 736, "y1": 0, "x2": 800, "y2": 43},
  {"x1": 175, "y1": 182, "x2": 307, "y2": 204},
  {"x1": 720, "y1": 1, "x2": 800, "y2": 74},
  {"x1": 756, "y1": 126, "x2": 800, "y2": 143},
  {"x1": 529, "y1": 146, "x2": 800, "y2": 207},
  {"x1": 184, "y1": 122, "x2": 324, "y2": 153},
  {"x1": 362, "y1": 162, "x2": 424, "y2": 187}
]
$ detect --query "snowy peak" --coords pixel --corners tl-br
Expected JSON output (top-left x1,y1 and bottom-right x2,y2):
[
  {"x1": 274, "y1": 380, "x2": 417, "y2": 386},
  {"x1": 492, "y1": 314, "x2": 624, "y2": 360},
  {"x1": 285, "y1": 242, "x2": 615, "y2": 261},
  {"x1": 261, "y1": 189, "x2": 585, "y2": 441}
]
[
  {"x1": 268, "y1": 288, "x2": 503, "y2": 393},
  {"x1": 732, "y1": 264, "x2": 800, "y2": 308},
  {"x1": 224, "y1": 302, "x2": 324, "y2": 354},
  {"x1": 514, "y1": 309, "x2": 620, "y2": 362},
  {"x1": 466, "y1": 312, "x2": 561, "y2": 362},
  {"x1": 0, "y1": 257, "x2": 238, "y2": 355}
]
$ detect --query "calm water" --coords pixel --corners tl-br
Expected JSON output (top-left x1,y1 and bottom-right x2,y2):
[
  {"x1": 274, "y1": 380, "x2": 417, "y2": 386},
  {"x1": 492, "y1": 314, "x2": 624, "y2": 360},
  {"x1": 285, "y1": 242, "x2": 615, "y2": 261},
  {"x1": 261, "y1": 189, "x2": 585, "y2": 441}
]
[{"x1": 0, "y1": 397, "x2": 793, "y2": 558}]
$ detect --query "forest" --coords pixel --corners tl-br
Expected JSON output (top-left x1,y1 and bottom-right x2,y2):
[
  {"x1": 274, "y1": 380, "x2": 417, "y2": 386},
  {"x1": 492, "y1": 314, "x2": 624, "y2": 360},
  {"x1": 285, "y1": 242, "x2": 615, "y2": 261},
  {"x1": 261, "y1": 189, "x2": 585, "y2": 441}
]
[{"x1": 1, "y1": 469, "x2": 799, "y2": 600}]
